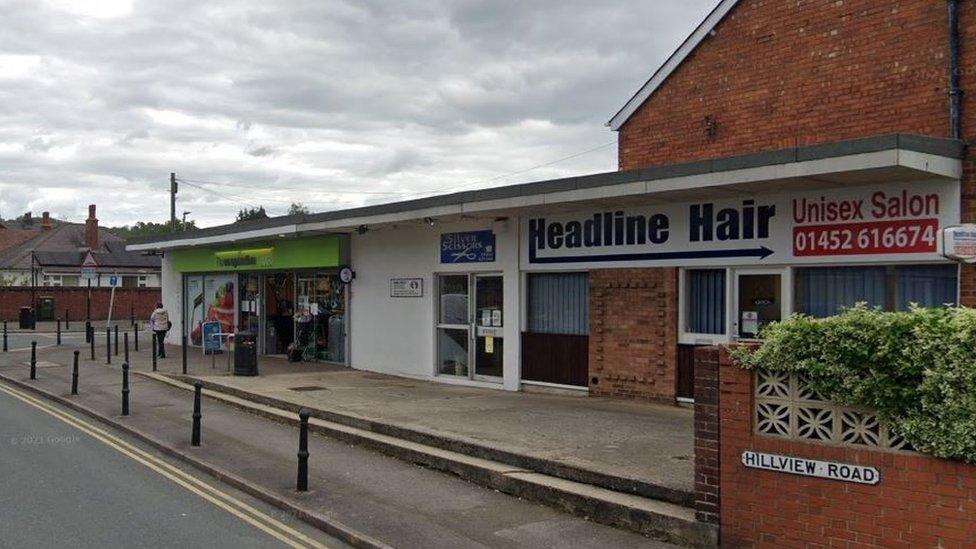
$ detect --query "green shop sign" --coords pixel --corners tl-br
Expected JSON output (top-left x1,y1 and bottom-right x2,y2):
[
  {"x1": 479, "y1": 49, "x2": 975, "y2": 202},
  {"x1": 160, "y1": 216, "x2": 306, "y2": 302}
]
[{"x1": 171, "y1": 236, "x2": 340, "y2": 273}]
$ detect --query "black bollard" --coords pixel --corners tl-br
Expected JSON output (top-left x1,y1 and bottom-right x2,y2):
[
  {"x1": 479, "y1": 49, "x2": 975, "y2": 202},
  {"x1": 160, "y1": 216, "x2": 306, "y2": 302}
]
[
  {"x1": 151, "y1": 333, "x2": 157, "y2": 372},
  {"x1": 114, "y1": 325, "x2": 119, "y2": 356},
  {"x1": 3, "y1": 320, "x2": 7, "y2": 352},
  {"x1": 134, "y1": 324, "x2": 139, "y2": 352},
  {"x1": 106, "y1": 328, "x2": 111, "y2": 365},
  {"x1": 124, "y1": 332, "x2": 129, "y2": 363},
  {"x1": 191, "y1": 381, "x2": 202, "y2": 446},
  {"x1": 71, "y1": 350, "x2": 79, "y2": 395},
  {"x1": 182, "y1": 335, "x2": 188, "y2": 375},
  {"x1": 130, "y1": 306, "x2": 134, "y2": 327},
  {"x1": 121, "y1": 362, "x2": 130, "y2": 416},
  {"x1": 56, "y1": 318, "x2": 61, "y2": 346},
  {"x1": 65, "y1": 309, "x2": 69, "y2": 330},
  {"x1": 29, "y1": 341, "x2": 37, "y2": 380},
  {"x1": 85, "y1": 320, "x2": 91, "y2": 343},
  {"x1": 89, "y1": 327, "x2": 95, "y2": 360},
  {"x1": 297, "y1": 409, "x2": 310, "y2": 492}
]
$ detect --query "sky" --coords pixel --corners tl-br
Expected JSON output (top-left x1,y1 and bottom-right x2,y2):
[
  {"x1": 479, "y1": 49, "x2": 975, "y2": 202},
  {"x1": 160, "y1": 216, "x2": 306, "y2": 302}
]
[{"x1": 0, "y1": 0, "x2": 719, "y2": 228}]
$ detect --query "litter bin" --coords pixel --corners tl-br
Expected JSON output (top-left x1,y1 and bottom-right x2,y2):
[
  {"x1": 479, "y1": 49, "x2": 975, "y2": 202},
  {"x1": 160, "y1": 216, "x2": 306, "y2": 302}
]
[
  {"x1": 37, "y1": 297, "x2": 55, "y2": 322},
  {"x1": 233, "y1": 332, "x2": 259, "y2": 376},
  {"x1": 18, "y1": 306, "x2": 34, "y2": 329}
]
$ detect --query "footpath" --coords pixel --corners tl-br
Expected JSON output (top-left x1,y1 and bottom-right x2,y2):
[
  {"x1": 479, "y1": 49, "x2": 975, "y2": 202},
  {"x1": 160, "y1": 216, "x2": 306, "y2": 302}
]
[{"x1": 0, "y1": 338, "x2": 711, "y2": 547}]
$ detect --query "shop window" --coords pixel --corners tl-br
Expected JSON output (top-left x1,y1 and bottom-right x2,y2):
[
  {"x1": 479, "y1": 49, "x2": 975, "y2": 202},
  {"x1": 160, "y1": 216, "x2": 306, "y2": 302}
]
[
  {"x1": 527, "y1": 273, "x2": 588, "y2": 336},
  {"x1": 295, "y1": 273, "x2": 346, "y2": 363},
  {"x1": 795, "y1": 264, "x2": 957, "y2": 317},
  {"x1": 685, "y1": 269, "x2": 726, "y2": 335}
]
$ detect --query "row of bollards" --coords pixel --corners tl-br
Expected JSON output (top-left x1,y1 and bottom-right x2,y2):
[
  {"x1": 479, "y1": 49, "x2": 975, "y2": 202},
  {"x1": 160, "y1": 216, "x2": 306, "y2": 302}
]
[{"x1": 18, "y1": 327, "x2": 314, "y2": 493}]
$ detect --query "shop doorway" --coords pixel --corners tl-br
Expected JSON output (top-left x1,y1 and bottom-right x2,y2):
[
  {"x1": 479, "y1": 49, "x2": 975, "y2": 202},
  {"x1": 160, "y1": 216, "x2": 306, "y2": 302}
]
[
  {"x1": 733, "y1": 270, "x2": 785, "y2": 340},
  {"x1": 436, "y1": 273, "x2": 504, "y2": 382},
  {"x1": 263, "y1": 273, "x2": 294, "y2": 355}
]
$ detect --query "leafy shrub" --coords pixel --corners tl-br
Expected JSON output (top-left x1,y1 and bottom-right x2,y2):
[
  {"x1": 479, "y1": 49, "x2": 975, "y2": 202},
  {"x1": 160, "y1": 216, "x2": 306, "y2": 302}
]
[{"x1": 732, "y1": 305, "x2": 976, "y2": 463}]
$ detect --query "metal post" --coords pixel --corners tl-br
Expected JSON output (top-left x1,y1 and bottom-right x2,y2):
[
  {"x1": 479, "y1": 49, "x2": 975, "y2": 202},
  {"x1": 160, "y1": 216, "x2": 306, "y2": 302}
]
[
  {"x1": 121, "y1": 362, "x2": 129, "y2": 416},
  {"x1": 191, "y1": 381, "x2": 202, "y2": 446},
  {"x1": 65, "y1": 309, "x2": 69, "y2": 330},
  {"x1": 297, "y1": 409, "x2": 310, "y2": 492},
  {"x1": 124, "y1": 332, "x2": 129, "y2": 363},
  {"x1": 85, "y1": 320, "x2": 91, "y2": 343},
  {"x1": 152, "y1": 333, "x2": 157, "y2": 372},
  {"x1": 29, "y1": 341, "x2": 37, "y2": 380},
  {"x1": 182, "y1": 335, "x2": 188, "y2": 375},
  {"x1": 114, "y1": 325, "x2": 119, "y2": 356},
  {"x1": 89, "y1": 326, "x2": 95, "y2": 360},
  {"x1": 106, "y1": 328, "x2": 111, "y2": 365},
  {"x1": 71, "y1": 350, "x2": 79, "y2": 395},
  {"x1": 134, "y1": 324, "x2": 139, "y2": 352},
  {"x1": 130, "y1": 305, "x2": 134, "y2": 327},
  {"x1": 56, "y1": 318, "x2": 61, "y2": 346},
  {"x1": 2, "y1": 320, "x2": 7, "y2": 352}
]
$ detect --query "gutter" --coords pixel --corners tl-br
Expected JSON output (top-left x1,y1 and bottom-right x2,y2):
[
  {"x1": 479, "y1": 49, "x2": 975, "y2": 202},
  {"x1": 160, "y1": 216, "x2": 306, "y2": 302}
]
[{"x1": 948, "y1": 0, "x2": 963, "y2": 140}]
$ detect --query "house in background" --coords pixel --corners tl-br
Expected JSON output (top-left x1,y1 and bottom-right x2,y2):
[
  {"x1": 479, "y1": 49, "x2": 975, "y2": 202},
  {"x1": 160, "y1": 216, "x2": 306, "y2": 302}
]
[{"x1": 0, "y1": 205, "x2": 161, "y2": 288}]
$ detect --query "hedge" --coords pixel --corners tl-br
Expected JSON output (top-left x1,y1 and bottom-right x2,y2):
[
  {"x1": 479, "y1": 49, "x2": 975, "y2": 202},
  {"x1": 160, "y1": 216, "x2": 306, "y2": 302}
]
[{"x1": 732, "y1": 305, "x2": 976, "y2": 463}]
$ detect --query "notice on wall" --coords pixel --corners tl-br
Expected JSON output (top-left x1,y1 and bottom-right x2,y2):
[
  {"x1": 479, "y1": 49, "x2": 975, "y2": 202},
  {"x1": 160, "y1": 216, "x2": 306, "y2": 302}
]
[
  {"x1": 742, "y1": 451, "x2": 880, "y2": 485},
  {"x1": 391, "y1": 278, "x2": 424, "y2": 298},
  {"x1": 943, "y1": 225, "x2": 976, "y2": 263},
  {"x1": 522, "y1": 180, "x2": 960, "y2": 270},
  {"x1": 485, "y1": 335, "x2": 494, "y2": 354}
]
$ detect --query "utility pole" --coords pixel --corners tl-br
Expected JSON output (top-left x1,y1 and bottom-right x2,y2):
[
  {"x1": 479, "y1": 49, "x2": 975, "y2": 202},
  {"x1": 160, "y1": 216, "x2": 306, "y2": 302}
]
[{"x1": 170, "y1": 172, "x2": 178, "y2": 232}]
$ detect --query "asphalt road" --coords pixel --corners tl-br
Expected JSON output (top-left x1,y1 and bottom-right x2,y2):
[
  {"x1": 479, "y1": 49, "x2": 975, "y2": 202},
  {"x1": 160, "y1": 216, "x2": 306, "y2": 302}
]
[{"x1": 0, "y1": 383, "x2": 346, "y2": 549}]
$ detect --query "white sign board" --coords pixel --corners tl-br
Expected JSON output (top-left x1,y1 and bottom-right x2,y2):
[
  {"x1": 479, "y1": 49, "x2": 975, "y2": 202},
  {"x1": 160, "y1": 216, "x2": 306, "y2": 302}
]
[
  {"x1": 80, "y1": 267, "x2": 96, "y2": 281},
  {"x1": 943, "y1": 225, "x2": 976, "y2": 263},
  {"x1": 742, "y1": 451, "x2": 880, "y2": 485},
  {"x1": 390, "y1": 278, "x2": 423, "y2": 298},
  {"x1": 521, "y1": 180, "x2": 960, "y2": 270}
]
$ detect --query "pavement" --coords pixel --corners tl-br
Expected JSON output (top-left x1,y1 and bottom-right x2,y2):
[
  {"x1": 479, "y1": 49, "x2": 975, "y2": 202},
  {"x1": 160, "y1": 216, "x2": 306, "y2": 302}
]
[
  {"x1": 0, "y1": 382, "x2": 347, "y2": 549},
  {"x1": 0, "y1": 339, "x2": 680, "y2": 549},
  {"x1": 135, "y1": 338, "x2": 695, "y2": 498}
]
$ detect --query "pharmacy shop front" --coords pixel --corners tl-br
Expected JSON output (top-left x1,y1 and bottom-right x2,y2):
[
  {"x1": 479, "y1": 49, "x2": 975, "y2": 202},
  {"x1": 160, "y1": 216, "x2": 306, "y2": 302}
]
[{"x1": 170, "y1": 235, "x2": 349, "y2": 364}]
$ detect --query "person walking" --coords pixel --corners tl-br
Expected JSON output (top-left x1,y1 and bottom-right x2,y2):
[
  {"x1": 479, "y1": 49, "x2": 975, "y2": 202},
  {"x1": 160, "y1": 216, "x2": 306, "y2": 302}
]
[{"x1": 149, "y1": 303, "x2": 171, "y2": 359}]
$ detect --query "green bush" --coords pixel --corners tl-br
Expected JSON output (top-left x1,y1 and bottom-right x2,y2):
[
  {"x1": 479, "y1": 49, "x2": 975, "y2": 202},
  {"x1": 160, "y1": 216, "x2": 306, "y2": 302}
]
[{"x1": 731, "y1": 305, "x2": 976, "y2": 463}]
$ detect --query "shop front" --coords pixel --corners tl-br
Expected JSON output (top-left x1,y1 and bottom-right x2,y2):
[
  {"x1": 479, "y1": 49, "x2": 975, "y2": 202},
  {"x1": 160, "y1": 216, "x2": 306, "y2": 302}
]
[{"x1": 171, "y1": 235, "x2": 348, "y2": 364}]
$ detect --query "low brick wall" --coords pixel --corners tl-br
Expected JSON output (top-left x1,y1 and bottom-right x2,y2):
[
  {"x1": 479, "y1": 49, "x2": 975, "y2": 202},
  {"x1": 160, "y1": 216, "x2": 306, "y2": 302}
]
[
  {"x1": 0, "y1": 288, "x2": 161, "y2": 323},
  {"x1": 695, "y1": 346, "x2": 976, "y2": 547}
]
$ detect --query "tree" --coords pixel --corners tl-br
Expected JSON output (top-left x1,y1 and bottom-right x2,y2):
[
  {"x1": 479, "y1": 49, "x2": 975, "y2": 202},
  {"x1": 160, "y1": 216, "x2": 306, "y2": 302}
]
[
  {"x1": 106, "y1": 219, "x2": 197, "y2": 239},
  {"x1": 236, "y1": 206, "x2": 268, "y2": 222},
  {"x1": 287, "y1": 202, "x2": 310, "y2": 216}
]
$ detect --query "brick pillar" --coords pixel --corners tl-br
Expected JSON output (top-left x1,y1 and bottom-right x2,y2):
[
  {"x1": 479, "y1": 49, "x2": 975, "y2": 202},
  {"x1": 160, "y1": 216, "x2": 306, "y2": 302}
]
[{"x1": 693, "y1": 346, "x2": 721, "y2": 525}]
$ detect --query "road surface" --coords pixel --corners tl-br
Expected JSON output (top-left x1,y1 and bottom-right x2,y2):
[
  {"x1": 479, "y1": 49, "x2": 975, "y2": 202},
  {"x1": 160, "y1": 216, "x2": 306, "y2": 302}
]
[{"x1": 0, "y1": 381, "x2": 346, "y2": 549}]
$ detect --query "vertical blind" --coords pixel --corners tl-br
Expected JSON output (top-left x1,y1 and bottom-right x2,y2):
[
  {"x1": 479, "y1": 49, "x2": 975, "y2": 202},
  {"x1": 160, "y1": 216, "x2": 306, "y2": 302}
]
[
  {"x1": 688, "y1": 269, "x2": 726, "y2": 334},
  {"x1": 797, "y1": 264, "x2": 958, "y2": 317},
  {"x1": 527, "y1": 272, "x2": 589, "y2": 335}
]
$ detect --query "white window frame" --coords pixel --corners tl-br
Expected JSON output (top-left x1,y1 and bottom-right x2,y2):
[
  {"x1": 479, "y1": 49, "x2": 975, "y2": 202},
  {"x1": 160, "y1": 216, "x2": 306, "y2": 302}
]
[
  {"x1": 138, "y1": 275, "x2": 149, "y2": 288},
  {"x1": 43, "y1": 274, "x2": 64, "y2": 287},
  {"x1": 678, "y1": 267, "x2": 733, "y2": 345},
  {"x1": 730, "y1": 266, "x2": 792, "y2": 342}
]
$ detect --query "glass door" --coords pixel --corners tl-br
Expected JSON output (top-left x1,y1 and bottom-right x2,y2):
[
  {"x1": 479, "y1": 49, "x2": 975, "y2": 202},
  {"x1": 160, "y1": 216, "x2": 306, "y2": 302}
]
[
  {"x1": 473, "y1": 274, "x2": 503, "y2": 380},
  {"x1": 435, "y1": 273, "x2": 504, "y2": 381},
  {"x1": 733, "y1": 270, "x2": 785, "y2": 340}
]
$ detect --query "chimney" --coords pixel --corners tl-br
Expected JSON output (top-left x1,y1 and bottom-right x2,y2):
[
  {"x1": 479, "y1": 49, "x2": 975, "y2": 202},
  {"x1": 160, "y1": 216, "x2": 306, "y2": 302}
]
[
  {"x1": 85, "y1": 204, "x2": 98, "y2": 250},
  {"x1": 23, "y1": 211, "x2": 32, "y2": 226},
  {"x1": 41, "y1": 211, "x2": 51, "y2": 231}
]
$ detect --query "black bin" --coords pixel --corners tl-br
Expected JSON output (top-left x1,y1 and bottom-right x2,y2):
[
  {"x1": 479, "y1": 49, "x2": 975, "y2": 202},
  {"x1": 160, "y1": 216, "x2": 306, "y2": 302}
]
[
  {"x1": 233, "y1": 332, "x2": 259, "y2": 376},
  {"x1": 37, "y1": 297, "x2": 55, "y2": 321},
  {"x1": 18, "y1": 306, "x2": 34, "y2": 329}
]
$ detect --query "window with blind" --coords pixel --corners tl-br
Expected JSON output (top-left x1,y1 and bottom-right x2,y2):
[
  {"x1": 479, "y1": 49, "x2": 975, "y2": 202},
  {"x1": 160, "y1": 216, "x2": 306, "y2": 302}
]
[
  {"x1": 795, "y1": 264, "x2": 958, "y2": 317},
  {"x1": 686, "y1": 269, "x2": 726, "y2": 335},
  {"x1": 526, "y1": 273, "x2": 588, "y2": 336}
]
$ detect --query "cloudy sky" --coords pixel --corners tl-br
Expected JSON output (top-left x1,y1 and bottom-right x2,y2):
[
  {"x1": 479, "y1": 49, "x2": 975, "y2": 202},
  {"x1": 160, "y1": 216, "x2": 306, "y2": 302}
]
[{"x1": 0, "y1": 0, "x2": 718, "y2": 228}]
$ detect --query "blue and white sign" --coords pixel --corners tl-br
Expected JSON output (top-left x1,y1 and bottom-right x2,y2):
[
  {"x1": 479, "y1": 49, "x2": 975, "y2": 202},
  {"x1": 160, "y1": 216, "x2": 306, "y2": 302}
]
[
  {"x1": 202, "y1": 321, "x2": 222, "y2": 354},
  {"x1": 108, "y1": 275, "x2": 119, "y2": 287},
  {"x1": 521, "y1": 180, "x2": 960, "y2": 270},
  {"x1": 441, "y1": 231, "x2": 496, "y2": 264}
]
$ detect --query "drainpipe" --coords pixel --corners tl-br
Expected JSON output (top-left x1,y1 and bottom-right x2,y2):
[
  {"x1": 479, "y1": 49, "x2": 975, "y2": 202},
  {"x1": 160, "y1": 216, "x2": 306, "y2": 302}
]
[{"x1": 948, "y1": 0, "x2": 963, "y2": 140}]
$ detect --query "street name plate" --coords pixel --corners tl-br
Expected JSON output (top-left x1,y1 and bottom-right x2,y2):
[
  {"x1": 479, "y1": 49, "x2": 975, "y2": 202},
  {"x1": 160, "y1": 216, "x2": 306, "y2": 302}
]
[{"x1": 741, "y1": 451, "x2": 880, "y2": 485}]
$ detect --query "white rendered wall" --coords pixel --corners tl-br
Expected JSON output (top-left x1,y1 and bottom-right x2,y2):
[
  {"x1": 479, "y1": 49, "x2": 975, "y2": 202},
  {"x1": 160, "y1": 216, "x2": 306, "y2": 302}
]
[
  {"x1": 160, "y1": 254, "x2": 184, "y2": 338},
  {"x1": 349, "y1": 217, "x2": 521, "y2": 391}
]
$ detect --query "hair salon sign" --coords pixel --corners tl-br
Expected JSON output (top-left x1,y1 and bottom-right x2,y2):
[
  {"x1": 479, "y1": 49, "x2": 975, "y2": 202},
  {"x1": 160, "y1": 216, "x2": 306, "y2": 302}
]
[{"x1": 521, "y1": 180, "x2": 960, "y2": 269}]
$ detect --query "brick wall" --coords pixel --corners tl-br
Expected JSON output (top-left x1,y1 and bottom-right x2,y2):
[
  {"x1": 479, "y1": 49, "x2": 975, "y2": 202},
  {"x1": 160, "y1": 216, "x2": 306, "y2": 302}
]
[
  {"x1": 696, "y1": 346, "x2": 976, "y2": 547},
  {"x1": 693, "y1": 346, "x2": 721, "y2": 525},
  {"x1": 0, "y1": 288, "x2": 161, "y2": 322},
  {"x1": 617, "y1": 0, "x2": 976, "y2": 307},
  {"x1": 588, "y1": 268, "x2": 677, "y2": 402}
]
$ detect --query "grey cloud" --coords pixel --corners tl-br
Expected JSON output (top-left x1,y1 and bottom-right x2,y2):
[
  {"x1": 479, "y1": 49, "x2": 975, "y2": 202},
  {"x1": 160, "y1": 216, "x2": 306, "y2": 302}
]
[{"x1": 0, "y1": 0, "x2": 720, "y2": 227}]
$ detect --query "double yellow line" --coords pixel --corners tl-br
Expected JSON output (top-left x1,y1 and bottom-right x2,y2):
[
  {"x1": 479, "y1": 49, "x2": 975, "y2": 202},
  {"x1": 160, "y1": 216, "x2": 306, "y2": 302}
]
[{"x1": 0, "y1": 381, "x2": 328, "y2": 549}]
